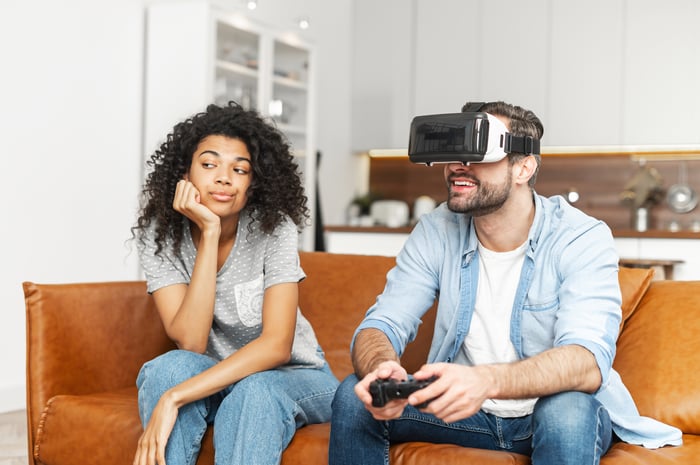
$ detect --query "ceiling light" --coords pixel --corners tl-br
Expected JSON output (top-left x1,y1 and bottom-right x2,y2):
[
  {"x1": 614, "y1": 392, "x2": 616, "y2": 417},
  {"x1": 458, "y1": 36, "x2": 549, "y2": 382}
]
[
  {"x1": 247, "y1": 0, "x2": 257, "y2": 10},
  {"x1": 297, "y1": 17, "x2": 310, "y2": 30}
]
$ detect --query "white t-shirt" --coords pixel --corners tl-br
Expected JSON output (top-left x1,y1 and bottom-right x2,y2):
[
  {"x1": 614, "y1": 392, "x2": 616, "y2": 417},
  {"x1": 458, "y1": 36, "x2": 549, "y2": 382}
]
[{"x1": 458, "y1": 239, "x2": 538, "y2": 417}]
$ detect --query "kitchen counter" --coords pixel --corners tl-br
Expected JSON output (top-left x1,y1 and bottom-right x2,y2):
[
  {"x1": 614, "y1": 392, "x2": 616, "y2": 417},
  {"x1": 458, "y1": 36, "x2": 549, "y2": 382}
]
[
  {"x1": 324, "y1": 226, "x2": 700, "y2": 280},
  {"x1": 325, "y1": 225, "x2": 700, "y2": 239},
  {"x1": 612, "y1": 229, "x2": 700, "y2": 239},
  {"x1": 325, "y1": 225, "x2": 413, "y2": 234}
]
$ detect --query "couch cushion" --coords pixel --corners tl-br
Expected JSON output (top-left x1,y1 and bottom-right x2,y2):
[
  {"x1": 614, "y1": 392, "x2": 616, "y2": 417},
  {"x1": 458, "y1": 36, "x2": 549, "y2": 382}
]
[
  {"x1": 601, "y1": 434, "x2": 700, "y2": 464},
  {"x1": 390, "y1": 442, "x2": 530, "y2": 464},
  {"x1": 34, "y1": 388, "x2": 216, "y2": 465},
  {"x1": 299, "y1": 252, "x2": 397, "y2": 380},
  {"x1": 282, "y1": 423, "x2": 332, "y2": 465},
  {"x1": 34, "y1": 388, "x2": 143, "y2": 465},
  {"x1": 618, "y1": 266, "x2": 655, "y2": 330},
  {"x1": 614, "y1": 280, "x2": 700, "y2": 435},
  {"x1": 389, "y1": 435, "x2": 700, "y2": 464}
]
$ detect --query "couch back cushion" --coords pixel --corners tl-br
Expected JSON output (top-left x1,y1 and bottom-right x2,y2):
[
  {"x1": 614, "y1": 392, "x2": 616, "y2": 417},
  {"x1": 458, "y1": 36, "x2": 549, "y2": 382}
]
[
  {"x1": 614, "y1": 279, "x2": 700, "y2": 434},
  {"x1": 618, "y1": 266, "x2": 655, "y2": 329},
  {"x1": 299, "y1": 252, "x2": 396, "y2": 380}
]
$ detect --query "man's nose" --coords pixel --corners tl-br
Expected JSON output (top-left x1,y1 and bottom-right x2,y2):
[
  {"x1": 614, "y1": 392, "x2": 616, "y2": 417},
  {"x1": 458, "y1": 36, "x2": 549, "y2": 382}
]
[{"x1": 447, "y1": 161, "x2": 472, "y2": 172}]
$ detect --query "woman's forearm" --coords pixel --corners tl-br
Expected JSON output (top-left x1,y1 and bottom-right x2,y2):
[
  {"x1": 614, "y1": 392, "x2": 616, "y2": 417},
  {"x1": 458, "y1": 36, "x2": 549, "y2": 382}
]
[{"x1": 164, "y1": 228, "x2": 220, "y2": 351}]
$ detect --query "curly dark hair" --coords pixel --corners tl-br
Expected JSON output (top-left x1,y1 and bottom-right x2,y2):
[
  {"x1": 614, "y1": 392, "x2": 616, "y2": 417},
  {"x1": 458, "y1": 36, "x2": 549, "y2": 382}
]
[{"x1": 133, "y1": 101, "x2": 309, "y2": 255}]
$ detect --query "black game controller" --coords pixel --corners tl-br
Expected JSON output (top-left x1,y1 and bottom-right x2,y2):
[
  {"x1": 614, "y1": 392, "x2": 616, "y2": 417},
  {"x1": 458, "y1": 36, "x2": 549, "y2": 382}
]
[{"x1": 369, "y1": 375, "x2": 437, "y2": 408}]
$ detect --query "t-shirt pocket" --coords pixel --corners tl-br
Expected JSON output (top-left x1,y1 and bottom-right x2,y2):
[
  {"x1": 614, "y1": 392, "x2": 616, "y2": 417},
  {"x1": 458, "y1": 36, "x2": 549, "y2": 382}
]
[{"x1": 234, "y1": 274, "x2": 264, "y2": 327}]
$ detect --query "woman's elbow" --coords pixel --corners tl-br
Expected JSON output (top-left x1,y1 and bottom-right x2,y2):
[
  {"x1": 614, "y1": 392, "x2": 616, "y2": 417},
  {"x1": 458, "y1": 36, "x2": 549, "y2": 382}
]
[
  {"x1": 272, "y1": 346, "x2": 292, "y2": 366},
  {"x1": 265, "y1": 340, "x2": 293, "y2": 367},
  {"x1": 175, "y1": 337, "x2": 209, "y2": 354}
]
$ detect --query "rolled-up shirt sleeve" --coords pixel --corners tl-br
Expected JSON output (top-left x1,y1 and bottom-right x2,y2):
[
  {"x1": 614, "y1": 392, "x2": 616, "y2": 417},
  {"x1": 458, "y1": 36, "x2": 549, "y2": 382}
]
[
  {"x1": 353, "y1": 218, "x2": 443, "y2": 357},
  {"x1": 553, "y1": 222, "x2": 622, "y2": 387}
]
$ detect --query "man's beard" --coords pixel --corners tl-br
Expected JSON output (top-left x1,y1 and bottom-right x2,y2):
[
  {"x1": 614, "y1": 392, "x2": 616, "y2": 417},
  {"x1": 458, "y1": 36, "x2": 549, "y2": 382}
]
[{"x1": 446, "y1": 166, "x2": 512, "y2": 217}]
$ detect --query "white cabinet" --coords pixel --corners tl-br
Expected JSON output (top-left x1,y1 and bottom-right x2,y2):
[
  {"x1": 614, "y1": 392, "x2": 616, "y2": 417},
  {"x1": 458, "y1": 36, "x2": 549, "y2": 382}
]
[
  {"x1": 621, "y1": 0, "x2": 700, "y2": 145},
  {"x1": 144, "y1": 0, "x2": 317, "y2": 250},
  {"x1": 547, "y1": 0, "x2": 625, "y2": 145},
  {"x1": 413, "y1": 0, "x2": 550, "y2": 120},
  {"x1": 325, "y1": 230, "x2": 409, "y2": 257},
  {"x1": 615, "y1": 237, "x2": 700, "y2": 281},
  {"x1": 326, "y1": 233, "x2": 700, "y2": 280},
  {"x1": 213, "y1": 21, "x2": 312, "y2": 154}
]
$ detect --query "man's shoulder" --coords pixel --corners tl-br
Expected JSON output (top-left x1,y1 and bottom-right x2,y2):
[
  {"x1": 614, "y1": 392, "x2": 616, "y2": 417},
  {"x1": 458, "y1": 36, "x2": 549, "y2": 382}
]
[
  {"x1": 535, "y1": 193, "x2": 613, "y2": 243},
  {"x1": 538, "y1": 193, "x2": 602, "y2": 225}
]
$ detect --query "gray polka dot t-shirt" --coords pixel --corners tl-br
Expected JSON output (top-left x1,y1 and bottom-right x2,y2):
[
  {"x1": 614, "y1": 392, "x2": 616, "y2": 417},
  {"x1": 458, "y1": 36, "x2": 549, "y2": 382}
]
[{"x1": 138, "y1": 209, "x2": 326, "y2": 369}]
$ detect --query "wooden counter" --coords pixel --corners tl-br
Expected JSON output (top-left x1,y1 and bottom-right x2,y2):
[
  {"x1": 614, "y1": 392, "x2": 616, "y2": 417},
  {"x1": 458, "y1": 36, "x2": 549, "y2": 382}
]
[
  {"x1": 324, "y1": 226, "x2": 700, "y2": 280},
  {"x1": 326, "y1": 225, "x2": 700, "y2": 239}
]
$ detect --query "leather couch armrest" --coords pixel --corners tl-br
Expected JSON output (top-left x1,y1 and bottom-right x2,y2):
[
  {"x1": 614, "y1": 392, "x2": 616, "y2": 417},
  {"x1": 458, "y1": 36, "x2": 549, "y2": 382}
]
[{"x1": 24, "y1": 281, "x2": 174, "y2": 450}]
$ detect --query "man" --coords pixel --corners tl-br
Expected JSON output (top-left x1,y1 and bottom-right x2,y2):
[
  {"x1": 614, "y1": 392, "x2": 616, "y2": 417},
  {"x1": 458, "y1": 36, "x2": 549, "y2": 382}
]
[{"x1": 329, "y1": 101, "x2": 681, "y2": 464}]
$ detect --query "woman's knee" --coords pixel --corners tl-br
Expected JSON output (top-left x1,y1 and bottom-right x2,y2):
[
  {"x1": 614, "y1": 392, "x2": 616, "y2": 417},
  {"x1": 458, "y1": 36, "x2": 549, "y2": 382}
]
[
  {"x1": 137, "y1": 350, "x2": 215, "y2": 392},
  {"x1": 226, "y1": 372, "x2": 291, "y2": 409}
]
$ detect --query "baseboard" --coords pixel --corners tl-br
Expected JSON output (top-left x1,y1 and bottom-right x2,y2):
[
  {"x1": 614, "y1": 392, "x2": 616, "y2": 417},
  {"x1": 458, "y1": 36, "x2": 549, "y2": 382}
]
[{"x1": 0, "y1": 383, "x2": 26, "y2": 413}]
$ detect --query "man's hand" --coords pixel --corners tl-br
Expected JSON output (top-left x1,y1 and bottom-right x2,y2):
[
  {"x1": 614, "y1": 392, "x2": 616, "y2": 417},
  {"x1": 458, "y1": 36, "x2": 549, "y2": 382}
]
[
  {"x1": 354, "y1": 360, "x2": 410, "y2": 420},
  {"x1": 407, "y1": 362, "x2": 494, "y2": 424},
  {"x1": 404, "y1": 345, "x2": 601, "y2": 424}
]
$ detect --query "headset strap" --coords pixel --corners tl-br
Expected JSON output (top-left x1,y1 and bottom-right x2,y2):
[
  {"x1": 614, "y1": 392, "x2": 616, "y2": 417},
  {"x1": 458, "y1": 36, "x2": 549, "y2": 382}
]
[{"x1": 504, "y1": 133, "x2": 540, "y2": 155}]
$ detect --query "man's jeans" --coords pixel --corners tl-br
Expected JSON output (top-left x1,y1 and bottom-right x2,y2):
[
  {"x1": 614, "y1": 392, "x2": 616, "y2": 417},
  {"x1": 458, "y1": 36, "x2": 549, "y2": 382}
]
[
  {"x1": 137, "y1": 350, "x2": 338, "y2": 465},
  {"x1": 329, "y1": 375, "x2": 613, "y2": 465}
]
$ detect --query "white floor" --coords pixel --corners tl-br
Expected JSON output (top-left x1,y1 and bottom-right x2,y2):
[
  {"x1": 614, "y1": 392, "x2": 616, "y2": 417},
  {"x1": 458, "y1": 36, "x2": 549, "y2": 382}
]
[{"x1": 0, "y1": 410, "x2": 27, "y2": 465}]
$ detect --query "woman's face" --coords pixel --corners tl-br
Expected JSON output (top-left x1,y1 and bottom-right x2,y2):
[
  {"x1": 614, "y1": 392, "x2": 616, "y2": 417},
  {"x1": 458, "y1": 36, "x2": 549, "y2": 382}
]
[{"x1": 186, "y1": 135, "x2": 252, "y2": 222}]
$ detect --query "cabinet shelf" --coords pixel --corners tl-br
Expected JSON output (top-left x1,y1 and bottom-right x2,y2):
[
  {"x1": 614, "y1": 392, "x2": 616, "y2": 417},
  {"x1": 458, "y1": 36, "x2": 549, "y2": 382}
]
[
  {"x1": 216, "y1": 59, "x2": 259, "y2": 78},
  {"x1": 273, "y1": 75, "x2": 308, "y2": 91}
]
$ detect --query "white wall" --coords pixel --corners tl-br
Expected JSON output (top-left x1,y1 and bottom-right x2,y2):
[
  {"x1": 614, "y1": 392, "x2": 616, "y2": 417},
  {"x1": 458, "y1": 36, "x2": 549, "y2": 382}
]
[
  {"x1": 0, "y1": 0, "x2": 146, "y2": 412},
  {"x1": 0, "y1": 0, "x2": 353, "y2": 413},
  {"x1": 351, "y1": 0, "x2": 700, "y2": 150},
  {"x1": 351, "y1": 0, "x2": 414, "y2": 152}
]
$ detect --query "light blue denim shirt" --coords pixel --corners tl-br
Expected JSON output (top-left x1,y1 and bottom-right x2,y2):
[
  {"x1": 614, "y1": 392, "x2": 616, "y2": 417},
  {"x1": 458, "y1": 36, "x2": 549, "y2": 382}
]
[{"x1": 355, "y1": 193, "x2": 682, "y2": 448}]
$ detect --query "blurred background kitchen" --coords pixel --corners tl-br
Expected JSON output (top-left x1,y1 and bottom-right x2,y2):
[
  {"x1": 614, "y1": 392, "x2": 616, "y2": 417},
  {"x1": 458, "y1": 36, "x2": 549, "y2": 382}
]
[{"x1": 2, "y1": 0, "x2": 699, "y2": 415}]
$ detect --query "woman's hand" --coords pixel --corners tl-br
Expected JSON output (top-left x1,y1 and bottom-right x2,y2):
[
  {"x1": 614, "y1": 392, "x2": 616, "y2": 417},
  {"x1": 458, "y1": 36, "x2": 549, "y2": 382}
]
[
  {"x1": 173, "y1": 179, "x2": 220, "y2": 234},
  {"x1": 133, "y1": 392, "x2": 180, "y2": 465}
]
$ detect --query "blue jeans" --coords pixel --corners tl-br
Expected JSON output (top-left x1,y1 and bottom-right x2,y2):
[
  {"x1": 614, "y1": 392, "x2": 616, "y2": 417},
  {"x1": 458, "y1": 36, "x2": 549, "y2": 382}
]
[
  {"x1": 329, "y1": 375, "x2": 613, "y2": 465},
  {"x1": 137, "y1": 350, "x2": 338, "y2": 465}
]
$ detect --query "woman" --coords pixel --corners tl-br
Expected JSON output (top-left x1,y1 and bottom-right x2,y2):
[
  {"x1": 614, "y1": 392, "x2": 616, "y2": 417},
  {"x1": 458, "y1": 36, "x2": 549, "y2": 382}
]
[{"x1": 132, "y1": 102, "x2": 338, "y2": 465}]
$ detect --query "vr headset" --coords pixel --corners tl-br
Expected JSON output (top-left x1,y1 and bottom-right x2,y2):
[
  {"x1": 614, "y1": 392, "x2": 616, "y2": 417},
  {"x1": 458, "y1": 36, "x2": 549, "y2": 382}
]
[{"x1": 408, "y1": 103, "x2": 540, "y2": 166}]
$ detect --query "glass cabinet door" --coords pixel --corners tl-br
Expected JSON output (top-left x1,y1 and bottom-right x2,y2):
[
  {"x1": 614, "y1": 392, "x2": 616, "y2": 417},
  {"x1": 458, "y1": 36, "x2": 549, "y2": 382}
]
[
  {"x1": 269, "y1": 40, "x2": 310, "y2": 157},
  {"x1": 214, "y1": 22, "x2": 259, "y2": 110}
]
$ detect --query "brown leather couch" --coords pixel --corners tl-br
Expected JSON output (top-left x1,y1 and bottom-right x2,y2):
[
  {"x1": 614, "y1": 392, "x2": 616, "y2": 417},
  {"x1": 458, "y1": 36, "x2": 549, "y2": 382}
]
[{"x1": 24, "y1": 252, "x2": 700, "y2": 465}]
